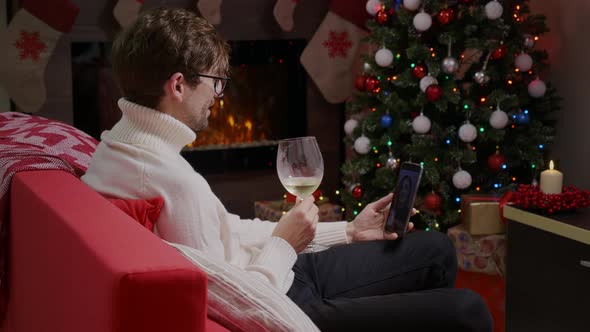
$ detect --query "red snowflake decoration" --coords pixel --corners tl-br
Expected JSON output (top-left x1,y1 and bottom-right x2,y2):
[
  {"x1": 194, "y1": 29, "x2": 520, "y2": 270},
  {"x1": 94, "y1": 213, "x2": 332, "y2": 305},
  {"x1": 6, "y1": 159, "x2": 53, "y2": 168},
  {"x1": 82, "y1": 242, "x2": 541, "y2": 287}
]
[
  {"x1": 322, "y1": 31, "x2": 352, "y2": 59},
  {"x1": 14, "y1": 30, "x2": 47, "y2": 61}
]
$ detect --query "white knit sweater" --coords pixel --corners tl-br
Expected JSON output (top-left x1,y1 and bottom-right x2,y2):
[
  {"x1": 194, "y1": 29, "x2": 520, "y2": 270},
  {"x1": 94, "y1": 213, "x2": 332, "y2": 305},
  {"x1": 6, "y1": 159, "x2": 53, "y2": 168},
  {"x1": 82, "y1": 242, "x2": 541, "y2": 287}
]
[{"x1": 82, "y1": 99, "x2": 349, "y2": 292}]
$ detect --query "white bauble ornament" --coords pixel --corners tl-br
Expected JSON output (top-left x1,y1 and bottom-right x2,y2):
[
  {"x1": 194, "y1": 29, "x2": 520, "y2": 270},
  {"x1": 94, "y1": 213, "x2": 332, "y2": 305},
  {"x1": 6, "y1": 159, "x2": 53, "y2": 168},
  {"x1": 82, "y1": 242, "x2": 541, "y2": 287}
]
[
  {"x1": 403, "y1": 0, "x2": 421, "y2": 11},
  {"x1": 366, "y1": 0, "x2": 382, "y2": 16},
  {"x1": 485, "y1": 0, "x2": 503, "y2": 20},
  {"x1": 442, "y1": 56, "x2": 459, "y2": 74},
  {"x1": 489, "y1": 108, "x2": 509, "y2": 129},
  {"x1": 412, "y1": 113, "x2": 431, "y2": 134},
  {"x1": 523, "y1": 34, "x2": 535, "y2": 49},
  {"x1": 453, "y1": 170, "x2": 472, "y2": 189},
  {"x1": 528, "y1": 79, "x2": 547, "y2": 98},
  {"x1": 458, "y1": 122, "x2": 478, "y2": 143},
  {"x1": 474, "y1": 70, "x2": 490, "y2": 85},
  {"x1": 413, "y1": 11, "x2": 432, "y2": 32},
  {"x1": 375, "y1": 48, "x2": 394, "y2": 67},
  {"x1": 354, "y1": 135, "x2": 371, "y2": 154},
  {"x1": 344, "y1": 119, "x2": 359, "y2": 136},
  {"x1": 419, "y1": 75, "x2": 438, "y2": 92},
  {"x1": 515, "y1": 53, "x2": 533, "y2": 72},
  {"x1": 386, "y1": 154, "x2": 398, "y2": 169}
]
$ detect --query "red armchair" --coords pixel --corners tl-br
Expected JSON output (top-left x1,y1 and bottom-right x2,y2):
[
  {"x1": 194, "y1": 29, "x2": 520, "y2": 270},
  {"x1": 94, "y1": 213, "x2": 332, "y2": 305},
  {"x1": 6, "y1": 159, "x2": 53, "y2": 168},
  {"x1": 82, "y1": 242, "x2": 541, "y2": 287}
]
[{"x1": 3, "y1": 170, "x2": 229, "y2": 332}]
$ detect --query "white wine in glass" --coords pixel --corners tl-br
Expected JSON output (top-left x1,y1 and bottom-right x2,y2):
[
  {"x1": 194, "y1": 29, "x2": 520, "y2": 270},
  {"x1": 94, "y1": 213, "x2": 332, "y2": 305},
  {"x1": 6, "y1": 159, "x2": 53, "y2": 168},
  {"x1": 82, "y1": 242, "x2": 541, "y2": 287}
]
[
  {"x1": 276, "y1": 136, "x2": 326, "y2": 251},
  {"x1": 276, "y1": 137, "x2": 324, "y2": 200}
]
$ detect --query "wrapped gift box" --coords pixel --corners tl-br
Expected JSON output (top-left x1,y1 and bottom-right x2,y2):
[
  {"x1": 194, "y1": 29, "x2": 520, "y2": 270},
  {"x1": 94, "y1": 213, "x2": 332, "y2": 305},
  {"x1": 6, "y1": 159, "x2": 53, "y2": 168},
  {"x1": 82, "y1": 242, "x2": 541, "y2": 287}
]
[
  {"x1": 254, "y1": 200, "x2": 343, "y2": 222},
  {"x1": 448, "y1": 224, "x2": 506, "y2": 276},
  {"x1": 461, "y1": 194, "x2": 506, "y2": 235}
]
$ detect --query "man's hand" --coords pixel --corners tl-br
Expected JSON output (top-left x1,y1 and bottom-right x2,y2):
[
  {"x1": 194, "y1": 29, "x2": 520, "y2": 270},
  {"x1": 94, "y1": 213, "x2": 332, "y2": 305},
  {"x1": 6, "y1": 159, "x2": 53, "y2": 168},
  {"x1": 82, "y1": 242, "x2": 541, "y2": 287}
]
[
  {"x1": 272, "y1": 196, "x2": 319, "y2": 253},
  {"x1": 346, "y1": 193, "x2": 415, "y2": 243}
]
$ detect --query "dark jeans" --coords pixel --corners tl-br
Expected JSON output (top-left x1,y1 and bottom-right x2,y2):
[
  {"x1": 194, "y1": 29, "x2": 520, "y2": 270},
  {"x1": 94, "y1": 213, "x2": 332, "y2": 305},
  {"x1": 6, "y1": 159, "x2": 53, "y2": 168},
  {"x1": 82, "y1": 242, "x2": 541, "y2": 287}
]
[{"x1": 286, "y1": 231, "x2": 493, "y2": 332}]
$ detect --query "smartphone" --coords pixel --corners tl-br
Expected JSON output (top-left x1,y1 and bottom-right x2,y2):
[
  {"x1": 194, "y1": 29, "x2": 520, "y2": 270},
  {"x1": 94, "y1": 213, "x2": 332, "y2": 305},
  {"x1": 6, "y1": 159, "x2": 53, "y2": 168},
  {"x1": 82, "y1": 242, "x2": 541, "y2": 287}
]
[{"x1": 384, "y1": 162, "x2": 423, "y2": 237}]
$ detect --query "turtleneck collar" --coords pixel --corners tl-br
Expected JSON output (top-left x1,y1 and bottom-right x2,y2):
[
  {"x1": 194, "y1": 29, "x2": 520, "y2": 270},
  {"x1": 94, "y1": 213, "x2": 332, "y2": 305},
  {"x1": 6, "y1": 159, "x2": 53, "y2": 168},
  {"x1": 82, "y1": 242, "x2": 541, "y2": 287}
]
[{"x1": 106, "y1": 98, "x2": 196, "y2": 153}]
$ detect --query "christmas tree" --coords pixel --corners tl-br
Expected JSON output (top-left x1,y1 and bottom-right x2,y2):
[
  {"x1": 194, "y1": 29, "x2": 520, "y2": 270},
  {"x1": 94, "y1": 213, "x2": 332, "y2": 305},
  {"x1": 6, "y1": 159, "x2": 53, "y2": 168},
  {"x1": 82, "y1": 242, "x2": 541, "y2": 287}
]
[{"x1": 341, "y1": 0, "x2": 561, "y2": 231}]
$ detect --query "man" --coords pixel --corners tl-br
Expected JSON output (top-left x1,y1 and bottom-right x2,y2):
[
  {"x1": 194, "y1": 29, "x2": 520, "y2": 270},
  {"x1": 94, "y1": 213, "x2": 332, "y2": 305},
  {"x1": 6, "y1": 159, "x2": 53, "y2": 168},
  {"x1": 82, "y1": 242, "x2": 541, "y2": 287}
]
[{"x1": 82, "y1": 7, "x2": 492, "y2": 331}]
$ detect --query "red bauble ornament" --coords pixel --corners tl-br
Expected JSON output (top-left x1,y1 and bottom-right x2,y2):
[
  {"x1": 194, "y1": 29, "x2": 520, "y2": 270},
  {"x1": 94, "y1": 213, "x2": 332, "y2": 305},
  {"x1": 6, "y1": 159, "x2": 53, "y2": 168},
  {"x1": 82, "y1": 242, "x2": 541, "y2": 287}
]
[
  {"x1": 355, "y1": 75, "x2": 366, "y2": 91},
  {"x1": 376, "y1": 9, "x2": 389, "y2": 25},
  {"x1": 487, "y1": 152, "x2": 506, "y2": 172},
  {"x1": 364, "y1": 76, "x2": 380, "y2": 93},
  {"x1": 352, "y1": 185, "x2": 363, "y2": 199},
  {"x1": 424, "y1": 192, "x2": 442, "y2": 211},
  {"x1": 491, "y1": 45, "x2": 507, "y2": 60},
  {"x1": 437, "y1": 8, "x2": 454, "y2": 25},
  {"x1": 425, "y1": 85, "x2": 443, "y2": 102},
  {"x1": 412, "y1": 65, "x2": 427, "y2": 79}
]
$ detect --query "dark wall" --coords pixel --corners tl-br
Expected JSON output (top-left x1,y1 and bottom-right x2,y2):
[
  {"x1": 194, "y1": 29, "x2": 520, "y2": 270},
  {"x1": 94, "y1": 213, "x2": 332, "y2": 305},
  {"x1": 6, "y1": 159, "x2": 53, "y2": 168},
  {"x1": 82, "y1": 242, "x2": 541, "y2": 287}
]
[{"x1": 35, "y1": 0, "x2": 343, "y2": 218}]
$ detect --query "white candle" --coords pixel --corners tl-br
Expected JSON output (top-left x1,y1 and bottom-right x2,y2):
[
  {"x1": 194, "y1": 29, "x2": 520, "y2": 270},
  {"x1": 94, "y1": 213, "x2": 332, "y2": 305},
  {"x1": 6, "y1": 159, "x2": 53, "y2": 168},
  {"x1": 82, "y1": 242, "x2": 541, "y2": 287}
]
[{"x1": 540, "y1": 160, "x2": 563, "y2": 194}]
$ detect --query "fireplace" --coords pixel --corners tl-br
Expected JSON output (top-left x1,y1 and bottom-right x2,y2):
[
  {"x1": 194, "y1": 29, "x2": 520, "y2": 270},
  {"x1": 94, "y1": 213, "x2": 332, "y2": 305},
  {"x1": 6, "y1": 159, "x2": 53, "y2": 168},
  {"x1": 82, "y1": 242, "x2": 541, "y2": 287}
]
[{"x1": 71, "y1": 39, "x2": 307, "y2": 174}]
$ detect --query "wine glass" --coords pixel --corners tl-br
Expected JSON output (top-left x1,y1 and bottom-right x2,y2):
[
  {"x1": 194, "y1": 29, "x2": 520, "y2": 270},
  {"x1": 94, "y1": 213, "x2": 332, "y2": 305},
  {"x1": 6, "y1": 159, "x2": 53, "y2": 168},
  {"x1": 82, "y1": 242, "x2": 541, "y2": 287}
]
[{"x1": 276, "y1": 136, "x2": 326, "y2": 251}]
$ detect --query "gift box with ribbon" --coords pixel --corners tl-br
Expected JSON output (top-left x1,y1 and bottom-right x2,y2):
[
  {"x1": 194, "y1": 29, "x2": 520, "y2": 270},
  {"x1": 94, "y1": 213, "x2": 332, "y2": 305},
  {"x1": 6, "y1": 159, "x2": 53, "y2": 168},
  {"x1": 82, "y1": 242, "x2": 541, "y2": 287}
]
[
  {"x1": 461, "y1": 194, "x2": 505, "y2": 235},
  {"x1": 254, "y1": 199, "x2": 343, "y2": 222}
]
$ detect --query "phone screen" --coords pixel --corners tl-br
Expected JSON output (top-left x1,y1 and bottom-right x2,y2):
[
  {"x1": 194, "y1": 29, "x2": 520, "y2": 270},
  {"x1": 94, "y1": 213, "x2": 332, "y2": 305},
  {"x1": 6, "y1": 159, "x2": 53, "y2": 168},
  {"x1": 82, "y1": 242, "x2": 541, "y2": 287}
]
[{"x1": 384, "y1": 162, "x2": 423, "y2": 236}]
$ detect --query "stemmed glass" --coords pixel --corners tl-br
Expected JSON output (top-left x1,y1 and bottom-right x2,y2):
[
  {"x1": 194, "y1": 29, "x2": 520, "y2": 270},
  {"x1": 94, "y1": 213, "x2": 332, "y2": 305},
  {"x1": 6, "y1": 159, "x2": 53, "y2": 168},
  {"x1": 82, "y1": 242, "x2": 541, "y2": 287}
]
[{"x1": 276, "y1": 136, "x2": 326, "y2": 250}]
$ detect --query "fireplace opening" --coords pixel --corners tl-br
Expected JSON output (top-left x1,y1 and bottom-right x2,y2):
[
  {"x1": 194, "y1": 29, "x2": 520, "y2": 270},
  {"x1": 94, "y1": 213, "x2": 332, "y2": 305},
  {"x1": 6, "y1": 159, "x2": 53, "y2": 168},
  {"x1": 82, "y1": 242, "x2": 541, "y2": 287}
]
[{"x1": 72, "y1": 39, "x2": 307, "y2": 174}]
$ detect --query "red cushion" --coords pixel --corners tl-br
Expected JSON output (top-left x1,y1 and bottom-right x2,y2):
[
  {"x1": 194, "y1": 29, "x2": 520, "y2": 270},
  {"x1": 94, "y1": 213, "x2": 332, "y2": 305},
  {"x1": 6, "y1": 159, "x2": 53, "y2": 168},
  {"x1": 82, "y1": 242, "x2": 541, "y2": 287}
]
[{"x1": 105, "y1": 196, "x2": 164, "y2": 232}]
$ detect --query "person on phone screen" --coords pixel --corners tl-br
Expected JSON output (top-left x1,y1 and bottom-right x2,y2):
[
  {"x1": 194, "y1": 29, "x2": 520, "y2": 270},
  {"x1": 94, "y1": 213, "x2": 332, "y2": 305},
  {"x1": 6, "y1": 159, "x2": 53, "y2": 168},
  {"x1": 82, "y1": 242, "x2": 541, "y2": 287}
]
[{"x1": 82, "y1": 7, "x2": 492, "y2": 332}]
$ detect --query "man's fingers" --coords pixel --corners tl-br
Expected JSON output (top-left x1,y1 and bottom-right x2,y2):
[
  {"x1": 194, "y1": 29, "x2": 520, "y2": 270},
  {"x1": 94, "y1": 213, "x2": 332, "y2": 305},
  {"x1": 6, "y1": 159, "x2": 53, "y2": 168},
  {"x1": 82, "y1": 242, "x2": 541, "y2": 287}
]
[
  {"x1": 384, "y1": 232, "x2": 398, "y2": 240},
  {"x1": 411, "y1": 208, "x2": 419, "y2": 216},
  {"x1": 407, "y1": 222, "x2": 414, "y2": 232},
  {"x1": 297, "y1": 196, "x2": 315, "y2": 210},
  {"x1": 373, "y1": 193, "x2": 394, "y2": 211}
]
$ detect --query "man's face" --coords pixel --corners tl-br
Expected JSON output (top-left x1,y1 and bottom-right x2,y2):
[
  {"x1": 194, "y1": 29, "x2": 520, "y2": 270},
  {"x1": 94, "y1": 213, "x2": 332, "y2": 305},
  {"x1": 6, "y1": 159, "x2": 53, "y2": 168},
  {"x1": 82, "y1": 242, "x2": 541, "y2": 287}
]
[{"x1": 179, "y1": 73, "x2": 217, "y2": 133}]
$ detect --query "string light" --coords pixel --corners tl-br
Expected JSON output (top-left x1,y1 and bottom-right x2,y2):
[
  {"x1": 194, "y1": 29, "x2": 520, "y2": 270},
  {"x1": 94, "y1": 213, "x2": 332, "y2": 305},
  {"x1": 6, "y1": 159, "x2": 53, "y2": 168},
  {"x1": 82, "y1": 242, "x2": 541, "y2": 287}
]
[
  {"x1": 282, "y1": 211, "x2": 286, "y2": 215},
  {"x1": 515, "y1": 68, "x2": 520, "y2": 72},
  {"x1": 531, "y1": 164, "x2": 536, "y2": 169},
  {"x1": 512, "y1": 177, "x2": 517, "y2": 181},
  {"x1": 283, "y1": 194, "x2": 287, "y2": 199},
  {"x1": 371, "y1": 107, "x2": 377, "y2": 112},
  {"x1": 376, "y1": 162, "x2": 382, "y2": 168},
  {"x1": 446, "y1": 139, "x2": 451, "y2": 145},
  {"x1": 479, "y1": 127, "x2": 485, "y2": 133},
  {"x1": 480, "y1": 97, "x2": 487, "y2": 103},
  {"x1": 319, "y1": 196, "x2": 324, "y2": 201},
  {"x1": 431, "y1": 52, "x2": 436, "y2": 58},
  {"x1": 393, "y1": 76, "x2": 398, "y2": 80},
  {"x1": 358, "y1": 202, "x2": 362, "y2": 207},
  {"x1": 453, "y1": 88, "x2": 458, "y2": 92},
  {"x1": 341, "y1": 207, "x2": 346, "y2": 212},
  {"x1": 539, "y1": 144, "x2": 544, "y2": 149},
  {"x1": 353, "y1": 210, "x2": 359, "y2": 215},
  {"x1": 502, "y1": 164, "x2": 507, "y2": 169},
  {"x1": 396, "y1": 53, "x2": 401, "y2": 59},
  {"x1": 387, "y1": 140, "x2": 393, "y2": 146},
  {"x1": 434, "y1": 157, "x2": 439, "y2": 162},
  {"x1": 374, "y1": 149, "x2": 379, "y2": 154},
  {"x1": 336, "y1": 190, "x2": 340, "y2": 195},
  {"x1": 472, "y1": 146, "x2": 476, "y2": 151},
  {"x1": 508, "y1": 80, "x2": 513, "y2": 85},
  {"x1": 463, "y1": 104, "x2": 470, "y2": 110},
  {"x1": 455, "y1": 197, "x2": 461, "y2": 203},
  {"x1": 458, "y1": 209, "x2": 462, "y2": 213},
  {"x1": 476, "y1": 187, "x2": 481, "y2": 191},
  {"x1": 420, "y1": 162, "x2": 425, "y2": 167},
  {"x1": 410, "y1": 63, "x2": 416, "y2": 68},
  {"x1": 426, "y1": 227, "x2": 431, "y2": 231},
  {"x1": 534, "y1": 36, "x2": 540, "y2": 41}
]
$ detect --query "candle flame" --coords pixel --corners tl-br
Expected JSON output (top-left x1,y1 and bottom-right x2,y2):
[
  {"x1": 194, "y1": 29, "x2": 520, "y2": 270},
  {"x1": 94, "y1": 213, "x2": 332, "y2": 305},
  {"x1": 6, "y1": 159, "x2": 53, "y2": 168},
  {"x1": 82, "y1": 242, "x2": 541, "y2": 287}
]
[{"x1": 549, "y1": 160, "x2": 554, "y2": 170}]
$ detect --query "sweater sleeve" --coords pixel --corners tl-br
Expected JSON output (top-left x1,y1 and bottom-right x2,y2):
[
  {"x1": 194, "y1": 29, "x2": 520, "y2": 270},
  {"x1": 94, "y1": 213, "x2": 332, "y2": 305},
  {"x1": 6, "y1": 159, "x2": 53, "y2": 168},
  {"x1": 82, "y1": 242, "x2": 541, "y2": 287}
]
[{"x1": 314, "y1": 220, "x2": 350, "y2": 246}]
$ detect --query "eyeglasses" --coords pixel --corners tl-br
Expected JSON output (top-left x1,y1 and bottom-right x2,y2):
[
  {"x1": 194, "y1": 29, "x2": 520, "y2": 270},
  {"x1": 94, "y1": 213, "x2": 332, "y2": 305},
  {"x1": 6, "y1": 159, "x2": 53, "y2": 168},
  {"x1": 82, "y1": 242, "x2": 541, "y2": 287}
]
[{"x1": 194, "y1": 73, "x2": 230, "y2": 97}]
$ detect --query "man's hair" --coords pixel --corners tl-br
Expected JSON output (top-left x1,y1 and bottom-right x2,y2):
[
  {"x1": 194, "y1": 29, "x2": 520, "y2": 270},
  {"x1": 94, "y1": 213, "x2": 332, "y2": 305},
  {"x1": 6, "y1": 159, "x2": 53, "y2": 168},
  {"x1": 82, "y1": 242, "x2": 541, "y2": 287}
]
[{"x1": 111, "y1": 7, "x2": 230, "y2": 108}]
